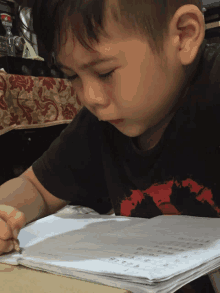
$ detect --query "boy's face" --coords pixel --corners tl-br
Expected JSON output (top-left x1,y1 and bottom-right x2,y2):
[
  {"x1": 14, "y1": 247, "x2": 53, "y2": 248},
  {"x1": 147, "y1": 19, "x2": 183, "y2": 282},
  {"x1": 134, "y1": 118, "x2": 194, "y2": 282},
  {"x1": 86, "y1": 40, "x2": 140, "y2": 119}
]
[{"x1": 56, "y1": 4, "x2": 205, "y2": 140}]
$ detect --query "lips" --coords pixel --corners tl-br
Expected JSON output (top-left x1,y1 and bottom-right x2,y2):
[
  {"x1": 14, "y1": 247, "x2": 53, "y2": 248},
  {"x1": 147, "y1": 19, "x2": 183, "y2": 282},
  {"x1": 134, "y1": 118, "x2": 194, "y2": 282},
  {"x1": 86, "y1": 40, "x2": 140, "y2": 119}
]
[{"x1": 109, "y1": 119, "x2": 124, "y2": 124}]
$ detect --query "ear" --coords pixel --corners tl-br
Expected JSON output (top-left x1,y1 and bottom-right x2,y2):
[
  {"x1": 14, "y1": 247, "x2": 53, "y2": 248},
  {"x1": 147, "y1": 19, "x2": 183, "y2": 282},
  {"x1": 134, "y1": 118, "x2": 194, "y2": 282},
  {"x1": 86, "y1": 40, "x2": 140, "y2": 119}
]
[{"x1": 169, "y1": 4, "x2": 205, "y2": 66}]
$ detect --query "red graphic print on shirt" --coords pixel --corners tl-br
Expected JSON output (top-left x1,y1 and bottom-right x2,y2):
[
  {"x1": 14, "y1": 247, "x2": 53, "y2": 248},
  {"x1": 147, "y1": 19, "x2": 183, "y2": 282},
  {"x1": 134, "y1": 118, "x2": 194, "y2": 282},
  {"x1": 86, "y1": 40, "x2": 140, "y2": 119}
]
[{"x1": 120, "y1": 178, "x2": 220, "y2": 217}]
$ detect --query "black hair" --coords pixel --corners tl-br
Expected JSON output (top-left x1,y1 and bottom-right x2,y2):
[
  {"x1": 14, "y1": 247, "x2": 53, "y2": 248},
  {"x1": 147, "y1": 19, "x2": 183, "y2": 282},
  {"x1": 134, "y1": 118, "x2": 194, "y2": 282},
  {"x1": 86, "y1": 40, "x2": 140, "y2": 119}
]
[{"x1": 15, "y1": 0, "x2": 203, "y2": 66}]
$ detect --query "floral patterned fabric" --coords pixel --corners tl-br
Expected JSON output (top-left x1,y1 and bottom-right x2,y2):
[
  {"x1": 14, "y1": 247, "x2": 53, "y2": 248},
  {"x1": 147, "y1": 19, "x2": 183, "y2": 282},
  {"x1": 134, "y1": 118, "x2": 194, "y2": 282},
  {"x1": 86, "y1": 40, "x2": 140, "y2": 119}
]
[{"x1": 0, "y1": 70, "x2": 83, "y2": 136}]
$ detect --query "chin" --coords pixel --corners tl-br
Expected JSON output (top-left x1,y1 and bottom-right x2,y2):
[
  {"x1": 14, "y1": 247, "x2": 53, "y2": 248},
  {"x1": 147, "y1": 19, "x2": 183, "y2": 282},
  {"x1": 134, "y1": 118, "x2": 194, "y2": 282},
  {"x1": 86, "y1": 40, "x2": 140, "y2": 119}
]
[{"x1": 116, "y1": 126, "x2": 146, "y2": 138}]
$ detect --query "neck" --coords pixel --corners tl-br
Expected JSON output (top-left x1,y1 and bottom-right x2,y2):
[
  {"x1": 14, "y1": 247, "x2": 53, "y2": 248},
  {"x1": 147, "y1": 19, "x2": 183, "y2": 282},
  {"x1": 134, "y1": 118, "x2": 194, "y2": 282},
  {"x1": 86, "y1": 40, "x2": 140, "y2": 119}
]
[{"x1": 135, "y1": 111, "x2": 175, "y2": 152}]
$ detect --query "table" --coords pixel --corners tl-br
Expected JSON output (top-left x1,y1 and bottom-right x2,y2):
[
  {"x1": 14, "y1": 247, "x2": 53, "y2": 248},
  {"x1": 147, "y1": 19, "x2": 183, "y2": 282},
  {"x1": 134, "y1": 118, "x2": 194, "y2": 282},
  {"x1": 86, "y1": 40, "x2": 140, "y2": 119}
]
[
  {"x1": 0, "y1": 263, "x2": 131, "y2": 293},
  {"x1": 209, "y1": 270, "x2": 220, "y2": 293},
  {"x1": 0, "y1": 208, "x2": 130, "y2": 293}
]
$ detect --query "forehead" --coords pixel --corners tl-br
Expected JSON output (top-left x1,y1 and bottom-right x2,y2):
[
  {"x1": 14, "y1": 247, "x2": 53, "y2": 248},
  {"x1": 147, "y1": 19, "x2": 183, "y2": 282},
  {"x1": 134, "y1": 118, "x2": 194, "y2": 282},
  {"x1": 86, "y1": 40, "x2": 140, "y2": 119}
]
[
  {"x1": 56, "y1": 23, "x2": 147, "y2": 67},
  {"x1": 56, "y1": 33, "x2": 150, "y2": 72},
  {"x1": 55, "y1": 0, "x2": 146, "y2": 64}
]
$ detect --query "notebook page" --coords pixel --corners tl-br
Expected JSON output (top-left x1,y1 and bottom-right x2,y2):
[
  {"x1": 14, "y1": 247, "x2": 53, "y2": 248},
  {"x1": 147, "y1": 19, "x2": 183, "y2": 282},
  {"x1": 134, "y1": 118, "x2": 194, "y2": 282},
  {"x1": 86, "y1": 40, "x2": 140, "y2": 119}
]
[
  {"x1": 20, "y1": 215, "x2": 220, "y2": 281},
  {"x1": 0, "y1": 205, "x2": 115, "y2": 265},
  {"x1": 0, "y1": 212, "x2": 144, "y2": 265}
]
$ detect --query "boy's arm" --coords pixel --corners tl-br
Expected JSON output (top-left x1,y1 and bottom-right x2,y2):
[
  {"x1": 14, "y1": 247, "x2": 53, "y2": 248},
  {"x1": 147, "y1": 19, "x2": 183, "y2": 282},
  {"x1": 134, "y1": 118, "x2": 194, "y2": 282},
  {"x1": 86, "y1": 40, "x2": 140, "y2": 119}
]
[
  {"x1": 0, "y1": 166, "x2": 70, "y2": 226},
  {"x1": 20, "y1": 166, "x2": 71, "y2": 217}
]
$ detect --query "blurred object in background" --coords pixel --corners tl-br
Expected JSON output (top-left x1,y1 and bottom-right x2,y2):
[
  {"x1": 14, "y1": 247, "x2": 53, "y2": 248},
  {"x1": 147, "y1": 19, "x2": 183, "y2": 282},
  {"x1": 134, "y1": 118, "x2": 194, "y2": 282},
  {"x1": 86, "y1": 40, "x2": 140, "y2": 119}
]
[
  {"x1": 0, "y1": 13, "x2": 16, "y2": 56},
  {"x1": 0, "y1": 55, "x2": 67, "y2": 77},
  {"x1": 202, "y1": 0, "x2": 220, "y2": 44},
  {"x1": 13, "y1": 0, "x2": 35, "y2": 9},
  {"x1": 0, "y1": 0, "x2": 21, "y2": 57},
  {"x1": 0, "y1": 1, "x2": 43, "y2": 60},
  {"x1": 19, "y1": 6, "x2": 38, "y2": 58},
  {"x1": 0, "y1": 1, "x2": 66, "y2": 77}
]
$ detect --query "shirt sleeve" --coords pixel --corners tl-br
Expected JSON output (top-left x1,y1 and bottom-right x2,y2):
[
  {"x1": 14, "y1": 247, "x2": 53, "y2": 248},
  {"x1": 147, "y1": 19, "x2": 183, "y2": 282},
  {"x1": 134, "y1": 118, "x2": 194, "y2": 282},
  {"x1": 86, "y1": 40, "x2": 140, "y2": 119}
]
[{"x1": 32, "y1": 107, "x2": 112, "y2": 214}]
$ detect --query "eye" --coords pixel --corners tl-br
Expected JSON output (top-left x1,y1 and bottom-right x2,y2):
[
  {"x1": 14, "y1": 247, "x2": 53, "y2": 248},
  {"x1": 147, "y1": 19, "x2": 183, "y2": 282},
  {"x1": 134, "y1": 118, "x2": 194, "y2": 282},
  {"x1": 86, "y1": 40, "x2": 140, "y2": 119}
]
[
  {"x1": 66, "y1": 70, "x2": 115, "y2": 81},
  {"x1": 98, "y1": 70, "x2": 115, "y2": 80}
]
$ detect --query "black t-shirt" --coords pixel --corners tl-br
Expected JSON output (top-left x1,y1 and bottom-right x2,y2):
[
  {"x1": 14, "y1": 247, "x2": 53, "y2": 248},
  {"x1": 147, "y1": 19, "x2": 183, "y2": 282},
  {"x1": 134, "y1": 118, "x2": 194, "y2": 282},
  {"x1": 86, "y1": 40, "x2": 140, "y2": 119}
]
[{"x1": 32, "y1": 38, "x2": 220, "y2": 218}]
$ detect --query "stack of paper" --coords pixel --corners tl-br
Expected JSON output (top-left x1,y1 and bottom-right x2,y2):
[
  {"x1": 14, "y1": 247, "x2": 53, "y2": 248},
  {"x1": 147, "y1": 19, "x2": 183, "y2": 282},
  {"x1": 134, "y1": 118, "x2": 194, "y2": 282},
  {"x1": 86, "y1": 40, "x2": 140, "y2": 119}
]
[{"x1": 0, "y1": 206, "x2": 220, "y2": 293}]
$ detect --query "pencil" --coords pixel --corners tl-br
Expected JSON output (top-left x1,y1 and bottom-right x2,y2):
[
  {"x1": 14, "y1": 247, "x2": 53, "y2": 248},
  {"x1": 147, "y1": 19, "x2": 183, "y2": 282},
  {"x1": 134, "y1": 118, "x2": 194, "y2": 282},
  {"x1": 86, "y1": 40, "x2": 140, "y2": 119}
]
[{"x1": 13, "y1": 239, "x2": 20, "y2": 253}]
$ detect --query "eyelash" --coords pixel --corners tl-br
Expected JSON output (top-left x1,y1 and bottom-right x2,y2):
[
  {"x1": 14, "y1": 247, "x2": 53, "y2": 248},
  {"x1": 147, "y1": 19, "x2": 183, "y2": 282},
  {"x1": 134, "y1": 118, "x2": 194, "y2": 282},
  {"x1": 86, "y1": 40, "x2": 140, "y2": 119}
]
[{"x1": 66, "y1": 70, "x2": 115, "y2": 81}]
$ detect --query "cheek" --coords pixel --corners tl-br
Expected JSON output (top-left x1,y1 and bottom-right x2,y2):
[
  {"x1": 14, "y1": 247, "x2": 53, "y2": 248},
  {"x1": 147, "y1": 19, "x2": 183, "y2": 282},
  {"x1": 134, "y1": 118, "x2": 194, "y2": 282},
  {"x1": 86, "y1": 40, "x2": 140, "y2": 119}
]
[
  {"x1": 119, "y1": 66, "x2": 144, "y2": 106},
  {"x1": 103, "y1": 82, "x2": 115, "y2": 102},
  {"x1": 74, "y1": 83, "x2": 83, "y2": 102}
]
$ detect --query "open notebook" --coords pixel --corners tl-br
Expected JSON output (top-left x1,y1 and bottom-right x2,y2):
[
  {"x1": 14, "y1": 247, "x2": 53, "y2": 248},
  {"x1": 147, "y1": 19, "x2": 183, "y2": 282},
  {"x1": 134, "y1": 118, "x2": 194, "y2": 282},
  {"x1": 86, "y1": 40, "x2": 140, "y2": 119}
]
[{"x1": 0, "y1": 205, "x2": 220, "y2": 293}]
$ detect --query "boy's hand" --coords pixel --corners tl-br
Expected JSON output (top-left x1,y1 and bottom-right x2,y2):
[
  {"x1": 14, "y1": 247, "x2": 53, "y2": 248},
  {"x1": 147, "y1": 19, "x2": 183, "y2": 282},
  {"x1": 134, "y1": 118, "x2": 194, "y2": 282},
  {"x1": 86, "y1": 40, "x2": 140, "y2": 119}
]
[{"x1": 0, "y1": 205, "x2": 26, "y2": 255}]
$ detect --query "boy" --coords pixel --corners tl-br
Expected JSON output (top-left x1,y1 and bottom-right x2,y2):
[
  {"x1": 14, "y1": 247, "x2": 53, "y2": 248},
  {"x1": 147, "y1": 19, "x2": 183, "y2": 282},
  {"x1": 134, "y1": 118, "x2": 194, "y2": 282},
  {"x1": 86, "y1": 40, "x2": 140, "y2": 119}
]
[{"x1": 0, "y1": 0, "x2": 218, "y2": 292}]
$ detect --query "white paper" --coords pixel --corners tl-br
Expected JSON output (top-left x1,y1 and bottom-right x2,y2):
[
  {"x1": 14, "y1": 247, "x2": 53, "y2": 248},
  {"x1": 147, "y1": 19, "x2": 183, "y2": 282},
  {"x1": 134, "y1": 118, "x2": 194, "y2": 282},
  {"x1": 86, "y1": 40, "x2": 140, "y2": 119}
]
[
  {"x1": 1, "y1": 207, "x2": 220, "y2": 293},
  {"x1": 18, "y1": 215, "x2": 220, "y2": 282}
]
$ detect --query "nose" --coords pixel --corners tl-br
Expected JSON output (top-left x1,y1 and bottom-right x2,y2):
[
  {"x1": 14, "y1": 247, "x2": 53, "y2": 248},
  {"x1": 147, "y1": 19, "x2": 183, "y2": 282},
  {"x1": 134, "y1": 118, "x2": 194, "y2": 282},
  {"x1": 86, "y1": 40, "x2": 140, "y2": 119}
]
[{"x1": 78, "y1": 80, "x2": 110, "y2": 108}]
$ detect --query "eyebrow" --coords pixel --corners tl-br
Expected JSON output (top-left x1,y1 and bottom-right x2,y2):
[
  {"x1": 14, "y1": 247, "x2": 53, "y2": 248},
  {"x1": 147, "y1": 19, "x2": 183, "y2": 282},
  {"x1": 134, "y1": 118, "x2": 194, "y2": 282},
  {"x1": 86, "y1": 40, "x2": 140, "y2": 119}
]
[{"x1": 55, "y1": 56, "x2": 118, "y2": 71}]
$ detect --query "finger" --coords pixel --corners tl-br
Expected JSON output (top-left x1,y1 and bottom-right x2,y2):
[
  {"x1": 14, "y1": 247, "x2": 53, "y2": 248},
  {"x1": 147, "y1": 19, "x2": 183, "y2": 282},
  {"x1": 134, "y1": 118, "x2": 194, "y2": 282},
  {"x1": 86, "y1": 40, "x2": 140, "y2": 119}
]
[
  {"x1": 0, "y1": 205, "x2": 26, "y2": 240},
  {"x1": 0, "y1": 217, "x2": 13, "y2": 240},
  {"x1": 7, "y1": 211, "x2": 26, "y2": 239},
  {"x1": 0, "y1": 239, "x2": 14, "y2": 255}
]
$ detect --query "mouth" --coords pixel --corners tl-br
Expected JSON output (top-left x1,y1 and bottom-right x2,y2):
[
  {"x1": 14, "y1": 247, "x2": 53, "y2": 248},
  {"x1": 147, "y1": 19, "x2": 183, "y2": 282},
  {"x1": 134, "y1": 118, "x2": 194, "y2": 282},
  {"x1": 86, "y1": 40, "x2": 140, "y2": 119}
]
[{"x1": 108, "y1": 119, "x2": 124, "y2": 125}]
